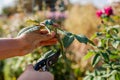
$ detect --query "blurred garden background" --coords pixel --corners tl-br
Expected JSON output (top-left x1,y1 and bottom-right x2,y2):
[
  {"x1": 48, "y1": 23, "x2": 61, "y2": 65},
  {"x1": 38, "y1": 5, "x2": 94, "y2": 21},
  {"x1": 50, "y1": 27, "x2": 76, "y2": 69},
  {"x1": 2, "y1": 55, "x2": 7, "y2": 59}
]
[{"x1": 0, "y1": 0, "x2": 120, "y2": 80}]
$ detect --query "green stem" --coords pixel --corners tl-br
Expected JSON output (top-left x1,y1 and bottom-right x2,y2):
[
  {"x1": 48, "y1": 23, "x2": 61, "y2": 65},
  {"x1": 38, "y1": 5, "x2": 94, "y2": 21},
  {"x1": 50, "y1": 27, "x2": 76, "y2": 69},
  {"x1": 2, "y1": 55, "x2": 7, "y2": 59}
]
[
  {"x1": 54, "y1": 27, "x2": 75, "y2": 80},
  {"x1": 55, "y1": 28, "x2": 71, "y2": 70},
  {"x1": 55, "y1": 29, "x2": 66, "y2": 59},
  {"x1": 107, "y1": 68, "x2": 110, "y2": 80}
]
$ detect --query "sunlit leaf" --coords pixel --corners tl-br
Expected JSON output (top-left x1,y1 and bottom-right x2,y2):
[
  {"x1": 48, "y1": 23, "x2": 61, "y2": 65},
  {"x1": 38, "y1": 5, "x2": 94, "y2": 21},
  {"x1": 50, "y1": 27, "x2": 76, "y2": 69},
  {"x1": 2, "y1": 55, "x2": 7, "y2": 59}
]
[
  {"x1": 96, "y1": 32, "x2": 103, "y2": 36},
  {"x1": 83, "y1": 76, "x2": 94, "y2": 80},
  {"x1": 92, "y1": 54, "x2": 100, "y2": 67},
  {"x1": 102, "y1": 64, "x2": 111, "y2": 68},
  {"x1": 88, "y1": 40, "x2": 95, "y2": 46},
  {"x1": 97, "y1": 77, "x2": 103, "y2": 80},
  {"x1": 111, "y1": 40, "x2": 120, "y2": 49},
  {"x1": 109, "y1": 17, "x2": 115, "y2": 23},
  {"x1": 75, "y1": 34, "x2": 89, "y2": 44},
  {"x1": 112, "y1": 65, "x2": 120, "y2": 69},
  {"x1": 25, "y1": 19, "x2": 39, "y2": 26},
  {"x1": 115, "y1": 73, "x2": 120, "y2": 80},
  {"x1": 112, "y1": 16, "x2": 120, "y2": 20},
  {"x1": 62, "y1": 35, "x2": 74, "y2": 48},
  {"x1": 101, "y1": 70, "x2": 117, "y2": 78},
  {"x1": 90, "y1": 33, "x2": 97, "y2": 40},
  {"x1": 110, "y1": 55, "x2": 120, "y2": 60},
  {"x1": 101, "y1": 52, "x2": 109, "y2": 62},
  {"x1": 83, "y1": 51, "x2": 95, "y2": 60},
  {"x1": 106, "y1": 25, "x2": 120, "y2": 34}
]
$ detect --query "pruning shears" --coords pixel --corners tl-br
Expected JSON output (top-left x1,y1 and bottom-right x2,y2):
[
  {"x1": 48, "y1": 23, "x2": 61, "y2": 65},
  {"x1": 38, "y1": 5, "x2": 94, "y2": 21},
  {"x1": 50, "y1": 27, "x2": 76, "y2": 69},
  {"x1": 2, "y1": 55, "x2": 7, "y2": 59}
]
[{"x1": 34, "y1": 50, "x2": 61, "y2": 71}]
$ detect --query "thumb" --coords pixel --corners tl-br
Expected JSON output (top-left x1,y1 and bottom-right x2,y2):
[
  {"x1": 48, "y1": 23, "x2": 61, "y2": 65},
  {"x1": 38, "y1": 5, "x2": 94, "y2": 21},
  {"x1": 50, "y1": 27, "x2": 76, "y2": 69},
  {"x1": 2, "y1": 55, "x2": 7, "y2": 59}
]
[{"x1": 25, "y1": 64, "x2": 34, "y2": 71}]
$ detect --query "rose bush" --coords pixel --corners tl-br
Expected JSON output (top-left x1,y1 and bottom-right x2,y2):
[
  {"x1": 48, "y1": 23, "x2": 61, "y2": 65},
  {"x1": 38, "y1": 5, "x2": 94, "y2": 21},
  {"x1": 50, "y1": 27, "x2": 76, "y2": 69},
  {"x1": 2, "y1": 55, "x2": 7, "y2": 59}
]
[
  {"x1": 96, "y1": 6, "x2": 113, "y2": 18},
  {"x1": 84, "y1": 6, "x2": 120, "y2": 80}
]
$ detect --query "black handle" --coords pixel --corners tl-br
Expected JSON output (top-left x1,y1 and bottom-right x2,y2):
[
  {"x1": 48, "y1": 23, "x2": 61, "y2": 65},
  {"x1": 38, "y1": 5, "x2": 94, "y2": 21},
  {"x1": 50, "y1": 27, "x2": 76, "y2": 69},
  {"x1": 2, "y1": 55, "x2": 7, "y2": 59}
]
[{"x1": 34, "y1": 50, "x2": 60, "y2": 71}]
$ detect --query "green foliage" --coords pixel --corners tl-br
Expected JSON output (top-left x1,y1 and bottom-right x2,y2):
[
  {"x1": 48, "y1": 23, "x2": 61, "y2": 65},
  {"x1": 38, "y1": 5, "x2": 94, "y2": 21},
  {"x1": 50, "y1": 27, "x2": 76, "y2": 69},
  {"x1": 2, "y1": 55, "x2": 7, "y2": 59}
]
[
  {"x1": 75, "y1": 35, "x2": 89, "y2": 44},
  {"x1": 83, "y1": 50, "x2": 95, "y2": 60},
  {"x1": 92, "y1": 54, "x2": 100, "y2": 67},
  {"x1": 84, "y1": 11, "x2": 120, "y2": 80},
  {"x1": 62, "y1": 31, "x2": 92, "y2": 48},
  {"x1": 0, "y1": 61, "x2": 4, "y2": 80},
  {"x1": 62, "y1": 34, "x2": 74, "y2": 48}
]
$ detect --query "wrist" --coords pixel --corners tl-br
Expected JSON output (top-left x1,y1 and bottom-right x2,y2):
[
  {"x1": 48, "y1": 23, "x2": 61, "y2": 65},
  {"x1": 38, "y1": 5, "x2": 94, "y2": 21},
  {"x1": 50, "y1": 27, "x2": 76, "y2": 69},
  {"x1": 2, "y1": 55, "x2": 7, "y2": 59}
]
[{"x1": 15, "y1": 36, "x2": 31, "y2": 56}]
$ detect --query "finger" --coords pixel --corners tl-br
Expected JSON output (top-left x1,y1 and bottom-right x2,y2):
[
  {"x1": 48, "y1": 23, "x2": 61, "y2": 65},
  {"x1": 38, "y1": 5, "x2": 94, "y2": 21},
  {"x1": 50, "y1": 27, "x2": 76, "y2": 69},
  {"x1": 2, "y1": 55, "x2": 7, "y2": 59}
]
[
  {"x1": 40, "y1": 41, "x2": 57, "y2": 46},
  {"x1": 39, "y1": 39, "x2": 58, "y2": 46},
  {"x1": 40, "y1": 38, "x2": 58, "y2": 46},
  {"x1": 40, "y1": 32, "x2": 56, "y2": 41},
  {"x1": 34, "y1": 38, "x2": 57, "y2": 48},
  {"x1": 39, "y1": 29, "x2": 48, "y2": 34},
  {"x1": 41, "y1": 38, "x2": 58, "y2": 42}
]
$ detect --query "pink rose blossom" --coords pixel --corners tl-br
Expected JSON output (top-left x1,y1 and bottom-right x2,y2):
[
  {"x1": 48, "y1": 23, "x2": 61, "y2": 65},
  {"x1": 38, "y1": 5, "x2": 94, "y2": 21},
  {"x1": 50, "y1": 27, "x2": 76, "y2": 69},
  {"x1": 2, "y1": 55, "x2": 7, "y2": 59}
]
[
  {"x1": 96, "y1": 10, "x2": 104, "y2": 18},
  {"x1": 104, "y1": 6, "x2": 113, "y2": 16}
]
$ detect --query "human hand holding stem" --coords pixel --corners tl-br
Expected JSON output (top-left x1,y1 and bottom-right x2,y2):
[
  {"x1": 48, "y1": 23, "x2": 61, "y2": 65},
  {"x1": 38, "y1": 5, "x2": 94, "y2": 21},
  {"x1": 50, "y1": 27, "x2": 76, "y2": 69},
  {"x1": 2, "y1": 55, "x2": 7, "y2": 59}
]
[{"x1": 41, "y1": 20, "x2": 72, "y2": 70}]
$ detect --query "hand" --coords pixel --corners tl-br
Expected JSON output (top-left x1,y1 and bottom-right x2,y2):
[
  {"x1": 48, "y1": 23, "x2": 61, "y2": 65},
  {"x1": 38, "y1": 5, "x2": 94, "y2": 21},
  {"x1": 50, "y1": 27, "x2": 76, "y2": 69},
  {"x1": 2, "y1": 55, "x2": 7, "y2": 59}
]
[
  {"x1": 17, "y1": 29, "x2": 57, "y2": 56},
  {"x1": 18, "y1": 64, "x2": 54, "y2": 80}
]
